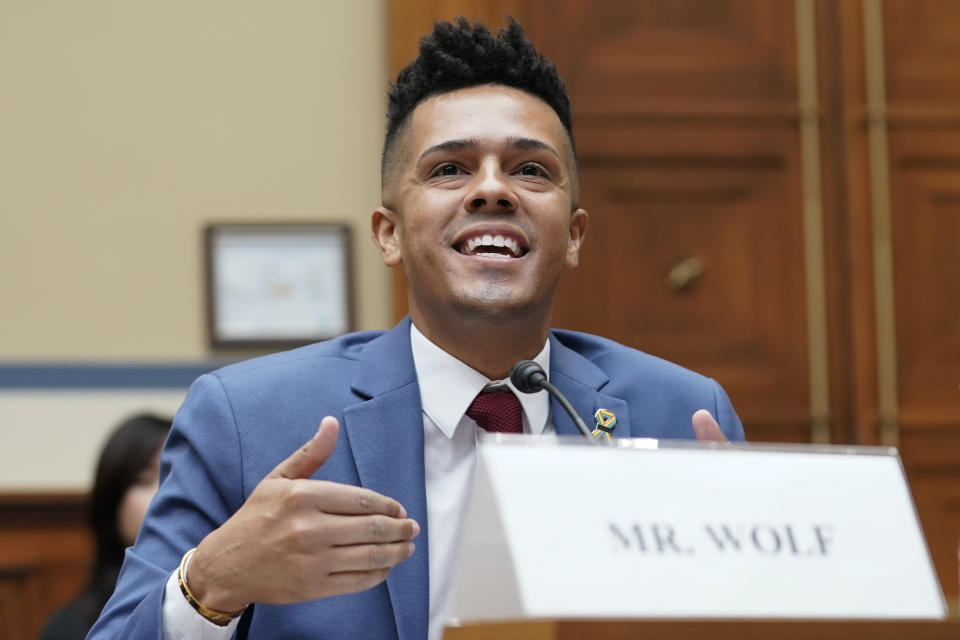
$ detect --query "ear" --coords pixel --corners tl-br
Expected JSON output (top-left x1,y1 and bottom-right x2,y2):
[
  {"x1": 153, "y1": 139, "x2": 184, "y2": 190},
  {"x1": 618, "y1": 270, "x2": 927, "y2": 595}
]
[
  {"x1": 371, "y1": 206, "x2": 402, "y2": 267},
  {"x1": 564, "y1": 208, "x2": 588, "y2": 269}
]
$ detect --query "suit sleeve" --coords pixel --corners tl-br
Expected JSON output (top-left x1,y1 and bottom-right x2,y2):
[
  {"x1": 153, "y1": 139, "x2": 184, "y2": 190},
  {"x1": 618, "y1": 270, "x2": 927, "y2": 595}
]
[
  {"x1": 87, "y1": 373, "x2": 247, "y2": 640},
  {"x1": 710, "y1": 378, "x2": 745, "y2": 442}
]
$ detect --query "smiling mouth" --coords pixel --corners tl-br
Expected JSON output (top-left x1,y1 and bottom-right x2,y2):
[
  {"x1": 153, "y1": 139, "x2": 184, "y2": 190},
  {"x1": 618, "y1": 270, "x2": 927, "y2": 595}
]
[{"x1": 455, "y1": 233, "x2": 528, "y2": 258}]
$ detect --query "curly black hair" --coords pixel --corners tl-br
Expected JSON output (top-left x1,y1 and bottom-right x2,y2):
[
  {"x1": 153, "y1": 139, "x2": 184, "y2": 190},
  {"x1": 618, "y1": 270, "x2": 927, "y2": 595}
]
[{"x1": 382, "y1": 17, "x2": 574, "y2": 180}]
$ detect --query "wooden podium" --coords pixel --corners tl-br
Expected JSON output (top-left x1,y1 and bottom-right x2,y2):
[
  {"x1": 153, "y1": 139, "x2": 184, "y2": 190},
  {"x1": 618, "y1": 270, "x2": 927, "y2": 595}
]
[{"x1": 444, "y1": 619, "x2": 960, "y2": 639}]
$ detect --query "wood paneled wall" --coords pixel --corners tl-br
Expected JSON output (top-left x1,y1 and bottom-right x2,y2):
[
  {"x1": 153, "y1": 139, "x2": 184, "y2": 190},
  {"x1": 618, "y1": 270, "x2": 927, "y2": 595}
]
[
  {"x1": 533, "y1": 1, "x2": 813, "y2": 444},
  {"x1": 388, "y1": 0, "x2": 814, "y2": 443},
  {"x1": 882, "y1": 0, "x2": 960, "y2": 609},
  {"x1": 0, "y1": 495, "x2": 91, "y2": 640},
  {"x1": 388, "y1": 0, "x2": 960, "y2": 605}
]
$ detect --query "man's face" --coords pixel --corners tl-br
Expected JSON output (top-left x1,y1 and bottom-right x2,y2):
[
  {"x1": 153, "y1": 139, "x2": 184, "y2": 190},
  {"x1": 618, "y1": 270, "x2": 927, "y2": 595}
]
[{"x1": 374, "y1": 84, "x2": 587, "y2": 327}]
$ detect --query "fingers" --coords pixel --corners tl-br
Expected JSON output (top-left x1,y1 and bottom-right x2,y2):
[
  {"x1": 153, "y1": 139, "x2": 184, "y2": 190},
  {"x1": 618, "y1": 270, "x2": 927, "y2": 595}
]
[
  {"x1": 324, "y1": 568, "x2": 393, "y2": 595},
  {"x1": 324, "y1": 513, "x2": 419, "y2": 546},
  {"x1": 327, "y1": 540, "x2": 416, "y2": 574},
  {"x1": 321, "y1": 541, "x2": 416, "y2": 594},
  {"x1": 692, "y1": 409, "x2": 728, "y2": 442},
  {"x1": 269, "y1": 416, "x2": 340, "y2": 480},
  {"x1": 310, "y1": 483, "x2": 407, "y2": 518}
]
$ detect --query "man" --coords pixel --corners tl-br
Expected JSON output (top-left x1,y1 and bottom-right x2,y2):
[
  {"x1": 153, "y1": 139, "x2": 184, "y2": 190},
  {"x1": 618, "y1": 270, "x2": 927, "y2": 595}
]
[{"x1": 89, "y1": 18, "x2": 743, "y2": 640}]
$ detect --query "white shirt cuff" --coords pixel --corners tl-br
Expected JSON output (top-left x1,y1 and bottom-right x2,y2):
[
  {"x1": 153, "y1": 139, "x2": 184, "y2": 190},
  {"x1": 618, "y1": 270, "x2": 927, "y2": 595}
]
[{"x1": 162, "y1": 570, "x2": 242, "y2": 640}]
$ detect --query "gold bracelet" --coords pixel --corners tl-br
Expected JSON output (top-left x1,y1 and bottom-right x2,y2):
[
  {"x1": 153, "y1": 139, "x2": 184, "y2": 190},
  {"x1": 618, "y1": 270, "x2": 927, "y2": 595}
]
[{"x1": 177, "y1": 547, "x2": 247, "y2": 626}]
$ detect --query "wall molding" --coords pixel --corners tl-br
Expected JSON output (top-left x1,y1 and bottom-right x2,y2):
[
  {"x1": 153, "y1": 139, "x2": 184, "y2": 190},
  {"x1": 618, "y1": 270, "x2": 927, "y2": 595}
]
[
  {"x1": 0, "y1": 363, "x2": 227, "y2": 389},
  {"x1": 0, "y1": 492, "x2": 87, "y2": 526}
]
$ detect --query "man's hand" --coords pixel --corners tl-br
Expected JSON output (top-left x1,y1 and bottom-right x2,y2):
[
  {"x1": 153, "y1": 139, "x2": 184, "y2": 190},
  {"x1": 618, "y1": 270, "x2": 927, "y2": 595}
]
[
  {"x1": 691, "y1": 409, "x2": 728, "y2": 442},
  {"x1": 187, "y1": 416, "x2": 419, "y2": 612}
]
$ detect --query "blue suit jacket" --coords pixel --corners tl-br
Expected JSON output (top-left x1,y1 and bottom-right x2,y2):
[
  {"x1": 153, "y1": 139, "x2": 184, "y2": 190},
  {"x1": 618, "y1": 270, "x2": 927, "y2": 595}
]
[{"x1": 88, "y1": 318, "x2": 743, "y2": 640}]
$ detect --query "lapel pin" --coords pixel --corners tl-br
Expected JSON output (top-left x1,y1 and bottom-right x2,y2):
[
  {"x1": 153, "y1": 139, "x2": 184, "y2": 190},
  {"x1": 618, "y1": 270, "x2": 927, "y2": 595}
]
[{"x1": 592, "y1": 408, "x2": 617, "y2": 441}]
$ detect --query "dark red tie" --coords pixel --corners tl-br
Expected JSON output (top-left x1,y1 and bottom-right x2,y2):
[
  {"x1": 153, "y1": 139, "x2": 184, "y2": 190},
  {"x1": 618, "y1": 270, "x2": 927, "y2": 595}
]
[{"x1": 466, "y1": 389, "x2": 523, "y2": 434}]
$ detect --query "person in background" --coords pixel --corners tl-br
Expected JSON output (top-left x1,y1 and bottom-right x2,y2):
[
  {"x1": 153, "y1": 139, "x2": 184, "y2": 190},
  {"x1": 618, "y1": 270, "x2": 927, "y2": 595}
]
[{"x1": 40, "y1": 413, "x2": 171, "y2": 640}]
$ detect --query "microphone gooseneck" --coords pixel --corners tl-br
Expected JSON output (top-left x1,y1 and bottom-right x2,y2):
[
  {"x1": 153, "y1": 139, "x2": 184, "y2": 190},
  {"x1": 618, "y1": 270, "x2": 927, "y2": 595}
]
[{"x1": 509, "y1": 360, "x2": 597, "y2": 442}]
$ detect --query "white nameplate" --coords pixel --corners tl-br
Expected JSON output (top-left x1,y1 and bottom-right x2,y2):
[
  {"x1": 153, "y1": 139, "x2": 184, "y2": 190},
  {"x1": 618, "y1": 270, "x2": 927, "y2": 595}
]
[{"x1": 448, "y1": 437, "x2": 946, "y2": 623}]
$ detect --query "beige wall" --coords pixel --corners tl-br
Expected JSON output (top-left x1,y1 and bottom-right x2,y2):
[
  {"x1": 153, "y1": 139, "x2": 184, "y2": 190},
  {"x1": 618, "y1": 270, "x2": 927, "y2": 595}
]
[
  {"x1": 0, "y1": 390, "x2": 189, "y2": 490},
  {"x1": 0, "y1": 1, "x2": 389, "y2": 489},
  {"x1": 0, "y1": 0, "x2": 390, "y2": 361}
]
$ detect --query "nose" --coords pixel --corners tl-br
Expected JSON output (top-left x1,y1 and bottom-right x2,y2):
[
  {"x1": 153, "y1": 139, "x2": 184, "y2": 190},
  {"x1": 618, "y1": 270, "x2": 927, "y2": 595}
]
[{"x1": 464, "y1": 161, "x2": 518, "y2": 213}]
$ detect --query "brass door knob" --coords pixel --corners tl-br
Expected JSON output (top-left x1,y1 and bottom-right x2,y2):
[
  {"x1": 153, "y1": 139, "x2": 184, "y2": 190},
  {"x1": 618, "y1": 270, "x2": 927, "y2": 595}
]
[{"x1": 667, "y1": 256, "x2": 703, "y2": 292}]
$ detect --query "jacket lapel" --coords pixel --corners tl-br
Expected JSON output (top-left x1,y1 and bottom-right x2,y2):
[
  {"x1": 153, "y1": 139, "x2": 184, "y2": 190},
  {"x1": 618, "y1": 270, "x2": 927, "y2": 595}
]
[
  {"x1": 548, "y1": 333, "x2": 632, "y2": 440},
  {"x1": 342, "y1": 318, "x2": 429, "y2": 640},
  {"x1": 336, "y1": 324, "x2": 634, "y2": 640}
]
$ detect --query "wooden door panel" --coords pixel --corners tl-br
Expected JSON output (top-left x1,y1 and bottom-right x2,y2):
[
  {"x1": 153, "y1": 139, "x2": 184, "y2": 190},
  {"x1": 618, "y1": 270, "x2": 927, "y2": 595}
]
[
  {"x1": 555, "y1": 125, "x2": 809, "y2": 442},
  {"x1": 906, "y1": 450, "x2": 960, "y2": 603},
  {"x1": 884, "y1": 0, "x2": 960, "y2": 111},
  {"x1": 883, "y1": 0, "x2": 960, "y2": 606},
  {"x1": 889, "y1": 130, "x2": 960, "y2": 425},
  {"x1": 521, "y1": 1, "x2": 809, "y2": 442},
  {"x1": 388, "y1": 2, "x2": 811, "y2": 443},
  {"x1": 525, "y1": 0, "x2": 798, "y2": 115}
]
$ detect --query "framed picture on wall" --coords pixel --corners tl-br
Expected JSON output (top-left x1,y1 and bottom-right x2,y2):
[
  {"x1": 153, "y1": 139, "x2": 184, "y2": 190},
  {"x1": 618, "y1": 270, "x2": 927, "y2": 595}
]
[{"x1": 205, "y1": 223, "x2": 353, "y2": 349}]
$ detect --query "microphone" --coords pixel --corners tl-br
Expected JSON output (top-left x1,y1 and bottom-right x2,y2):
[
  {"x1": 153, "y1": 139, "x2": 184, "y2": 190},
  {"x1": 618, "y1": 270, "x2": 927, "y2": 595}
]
[{"x1": 509, "y1": 360, "x2": 598, "y2": 442}]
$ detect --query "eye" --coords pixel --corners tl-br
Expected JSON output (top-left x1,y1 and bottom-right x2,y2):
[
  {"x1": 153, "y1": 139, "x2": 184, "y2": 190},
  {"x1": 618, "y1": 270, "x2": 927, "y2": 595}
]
[
  {"x1": 430, "y1": 163, "x2": 465, "y2": 178},
  {"x1": 515, "y1": 163, "x2": 549, "y2": 178}
]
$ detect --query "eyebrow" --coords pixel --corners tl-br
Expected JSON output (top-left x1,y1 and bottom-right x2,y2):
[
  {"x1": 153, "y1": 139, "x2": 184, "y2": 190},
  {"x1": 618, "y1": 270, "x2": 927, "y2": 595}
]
[
  {"x1": 506, "y1": 137, "x2": 559, "y2": 158},
  {"x1": 417, "y1": 137, "x2": 561, "y2": 164}
]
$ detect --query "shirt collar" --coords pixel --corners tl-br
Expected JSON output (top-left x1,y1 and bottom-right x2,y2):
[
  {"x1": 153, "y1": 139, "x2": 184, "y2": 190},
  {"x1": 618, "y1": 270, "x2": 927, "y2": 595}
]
[{"x1": 410, "y1": 322, "x2": 551, "y2": 439}]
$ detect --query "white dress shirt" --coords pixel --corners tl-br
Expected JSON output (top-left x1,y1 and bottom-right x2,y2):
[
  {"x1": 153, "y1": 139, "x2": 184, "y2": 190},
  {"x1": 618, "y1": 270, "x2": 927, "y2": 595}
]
[{"x1": 161, "y1": 324, "x2": 552, "y2": 640}]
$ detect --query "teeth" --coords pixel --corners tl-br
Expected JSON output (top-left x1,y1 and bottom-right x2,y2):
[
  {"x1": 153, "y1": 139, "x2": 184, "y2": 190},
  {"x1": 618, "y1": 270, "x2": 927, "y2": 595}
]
[{"x1": 460, "y1": 233, "x2": 524, "y2": 257}]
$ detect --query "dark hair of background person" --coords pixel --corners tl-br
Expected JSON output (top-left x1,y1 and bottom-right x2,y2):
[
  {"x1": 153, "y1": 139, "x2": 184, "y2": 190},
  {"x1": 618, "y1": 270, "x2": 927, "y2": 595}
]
[
  {"x1": 40, "y1": 413, "x2": 171, "y2": 640},
  {"x1": 381, "y1": 16, "x2": 576, "y2": 180}
]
